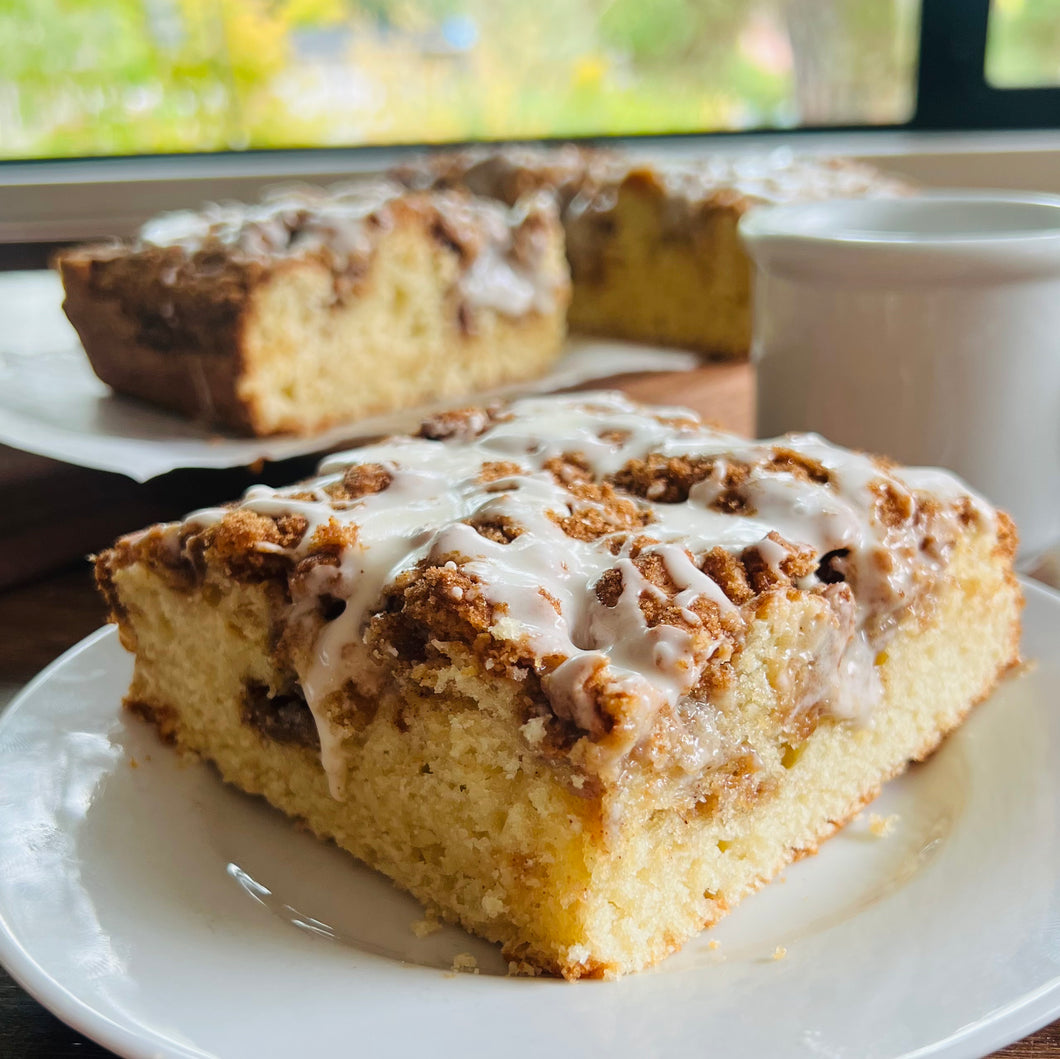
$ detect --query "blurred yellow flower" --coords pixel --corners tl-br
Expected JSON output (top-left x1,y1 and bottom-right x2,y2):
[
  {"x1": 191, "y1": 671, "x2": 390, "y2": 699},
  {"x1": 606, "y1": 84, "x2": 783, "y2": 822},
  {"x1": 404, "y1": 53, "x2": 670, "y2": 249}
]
[{"x1": 572, "y1": 54, "x2": 608, "y2": 90}]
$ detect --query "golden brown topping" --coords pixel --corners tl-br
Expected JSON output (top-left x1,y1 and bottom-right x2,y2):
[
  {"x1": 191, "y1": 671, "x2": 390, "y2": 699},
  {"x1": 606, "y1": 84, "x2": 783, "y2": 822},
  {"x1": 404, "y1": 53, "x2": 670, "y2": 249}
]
[
  {"x1": 479, "y1": 460, "x2": 524, "y2": 483},
  {"x1": 710, "y1": 483, "x2": 753, "y2": 515},
  {"x1": 869, "y1": 479, "x2": 915, "y2": 529},
  {"x1": 543, "y1": 453, "x2": 593, "y2": 486},
  {"x1": 468, "y1": 515, "x2": 524, "y2": 545},
  {"x1": 192, "y1": 510, "x2": 294, "y2": 580},
  {"x1": 766, "y1": 447, "x2": 832, "y2": 485},
  {"x1": 274, "y1": 513, "x2": 310, "y2": 549},
  {"x1": 953, "y1": 495, "x2": 980, "y2": 527},
  {"x1": 611, "y1": 453, "x2": 756, "y2": 513},
  {"x1": 621, "y1": 165, "x2": 666, "y2": 197},
  {"x1": 592, "y1": 568, "x2": 623, "y2": 609},
  {"x1": 417, "y1": 405, "x2": 502, "y2": 441},
  {"x1": 625, "y1": 534, "x2": 663, "y2": 558},
  {"x1": 391, "y1": 563, "x2": 494, "y2": 639},
  {"x1": 595, "y1": 551, "x2": 725, "y2": 636},
  {"x1": 539, "y1": 588, "x2": 563, "y2": 616},
  {"x1": 548, "y1": 481, "x2": 652, "y2": 542},
  {"x1": 772, "y1": 533, "x2": 817, "y2": 580},
  {"x1": 423, "y1": 192, "x2": 497, "y2": 262},
  {"x1": 740, "y1": 533, "x2": 816, "y2": 594},
  {"x1": 327, "y1": 462, "x2": 393, "y2": 501},
  {"x1": 611, "y1": 453, "x2": 717, "y2": 503},
  {"x1": 428, "y1": 215, "x2": 468, "y2": 260},
  {"x1": 109, "y1": 392, "x2": 1004, "y2": 784},
  {"x1": 208, "y1": 509, "x2": 277, "y2": 549},
  {"x1": 651, "y1": 412, "x2": 702, "y2": 431},
  {"x1": 699, "y1": 547, "x2": 755, "y2": 605},
  {"x1": 369, "y1": 561, "x2": 546, "y2": 674},
  {"x1": 308, "y1": 518, "x2": 360, "y2": 558},
  {"x1": 995, "y1": 510, "x2": 1019, "y2": 561}
]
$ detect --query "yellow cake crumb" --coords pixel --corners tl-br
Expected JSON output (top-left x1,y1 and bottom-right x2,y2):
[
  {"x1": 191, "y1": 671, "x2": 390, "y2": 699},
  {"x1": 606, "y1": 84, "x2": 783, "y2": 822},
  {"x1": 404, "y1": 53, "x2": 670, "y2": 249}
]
[
  {"x1": 869, "y1": 813, "x2": 900, "y2": 837},
  {"x1": 411, "y1": 916, "x2": 443, "y2": 938},
  {"x1": 772, "y1": 946, "x2": 787, "y2": 961},
  {"x1": 452, "y1": 952, "x2": 480, "y2": 974},
  {"x1": 520, "y1": 716, "x2": 548, "y2": 745}
]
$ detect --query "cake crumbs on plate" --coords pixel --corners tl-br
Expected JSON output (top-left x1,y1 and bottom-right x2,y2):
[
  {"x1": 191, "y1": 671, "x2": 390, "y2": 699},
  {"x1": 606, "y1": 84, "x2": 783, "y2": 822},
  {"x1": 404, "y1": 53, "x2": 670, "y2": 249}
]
[
  {"x1": 708, "y1": 939, "x2": 721, "y2": 951},
  {"x1": 869, "y1": 813, "x2": 900, "y2": 837},
  {"x1": 411, "y1": 914, "x2": 443, "y2": 938},
  {"x1": 451, "y1": 952, "x2": 480, "y2": 974},
  {"x1": 772, "y1": 946, "x2": 787, "y2": 961}
]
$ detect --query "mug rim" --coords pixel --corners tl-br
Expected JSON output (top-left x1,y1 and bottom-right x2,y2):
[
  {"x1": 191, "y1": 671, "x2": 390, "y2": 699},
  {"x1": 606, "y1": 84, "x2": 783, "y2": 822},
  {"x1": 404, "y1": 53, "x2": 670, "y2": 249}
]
[{"x1": 739, "y1": 190, "x2": 1060, "y2": 279}]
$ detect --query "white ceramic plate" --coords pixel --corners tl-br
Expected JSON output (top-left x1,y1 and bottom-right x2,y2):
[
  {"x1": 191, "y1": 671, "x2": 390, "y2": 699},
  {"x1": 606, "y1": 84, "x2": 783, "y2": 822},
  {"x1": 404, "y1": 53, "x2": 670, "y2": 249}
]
[
  {"x1": 2, "y1": 582, "x2": 1060, "y2": 1059},
  {"x1": 0, "y1": 271, "x2": 696, "y2": 481}
]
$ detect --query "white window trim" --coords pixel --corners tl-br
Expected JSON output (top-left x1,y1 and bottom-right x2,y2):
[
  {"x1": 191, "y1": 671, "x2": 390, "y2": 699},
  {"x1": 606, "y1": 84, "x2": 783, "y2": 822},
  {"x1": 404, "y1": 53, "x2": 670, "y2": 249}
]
[{"x1": 1, "y1": 129, "x2": 1059, "y2": 244}]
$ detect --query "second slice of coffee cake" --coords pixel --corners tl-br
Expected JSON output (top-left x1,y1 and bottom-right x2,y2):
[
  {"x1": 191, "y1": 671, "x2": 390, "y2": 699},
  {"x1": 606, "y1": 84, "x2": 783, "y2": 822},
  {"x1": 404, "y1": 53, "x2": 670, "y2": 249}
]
[
  {"x1": 59, "y1": 183, "x2": 570, "y2": 436},
  {"x1": 395, "y1": 145, "x2": 910, "y2": 358}
]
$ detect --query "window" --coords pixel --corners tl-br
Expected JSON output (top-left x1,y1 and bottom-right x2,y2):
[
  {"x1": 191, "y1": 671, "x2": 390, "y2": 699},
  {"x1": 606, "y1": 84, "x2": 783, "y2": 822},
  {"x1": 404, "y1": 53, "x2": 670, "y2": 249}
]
[
  {"x1": 2, "y1": 1, "x2": 922, "y2": 161},
  {"x1": 986, "y1": 0, "x2": 1060, "y2": 88}
]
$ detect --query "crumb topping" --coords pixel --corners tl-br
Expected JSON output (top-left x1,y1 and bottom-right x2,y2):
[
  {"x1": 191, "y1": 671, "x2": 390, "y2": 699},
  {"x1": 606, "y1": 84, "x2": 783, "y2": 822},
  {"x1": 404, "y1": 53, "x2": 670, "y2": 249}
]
[
  {"x1": 417, "y1": 405, "x2": 505, "y2": 441},
  {"x1": 132, "y1": 392, "x2": 995, "y2": 797},
  {"x1": 328, "y1": 462, "x2": 393, "y2": 502},
  {"x1": 128, "y1": 181, "x2": 566, "y2": 320},
  {"x1": 393, "y1": 144, "x2": 908, "y2": 216}
]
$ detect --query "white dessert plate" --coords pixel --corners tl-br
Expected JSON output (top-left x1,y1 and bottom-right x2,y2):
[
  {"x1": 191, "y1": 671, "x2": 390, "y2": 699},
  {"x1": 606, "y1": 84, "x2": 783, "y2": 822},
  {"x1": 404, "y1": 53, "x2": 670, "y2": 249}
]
[
  {"x1": 0, "y1": 271, "x2": 696, "y2": 482},
  {"x1": 1, "y1": 581, "x2": 1059, "y2": 1059}
]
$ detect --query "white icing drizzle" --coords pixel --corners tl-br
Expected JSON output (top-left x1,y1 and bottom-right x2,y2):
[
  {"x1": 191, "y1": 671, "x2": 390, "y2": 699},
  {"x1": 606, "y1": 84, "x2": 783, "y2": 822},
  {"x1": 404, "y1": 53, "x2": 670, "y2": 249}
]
[
  {"x1": 139, "y1": 181, "x2": 400, "y2": 259},
  {"x1": 174, "y1": 392, "x2": 992, "y2": 797},
  {"x1": 400, "y1": 145, "x2": 908, "y2": 213},
  {"x1": 137, "y1": 180, "x2": 564, "y2": 318},
  {"x1": 646, "y1": 150, "x2": 910, "y2": 209}
]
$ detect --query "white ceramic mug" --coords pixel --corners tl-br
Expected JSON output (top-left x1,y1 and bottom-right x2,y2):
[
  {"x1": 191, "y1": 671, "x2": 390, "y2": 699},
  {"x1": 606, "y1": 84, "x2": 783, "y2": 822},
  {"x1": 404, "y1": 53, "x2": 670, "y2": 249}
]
[{"x1": 740, "y1": 191, "x2": 1060, "y2": 558}]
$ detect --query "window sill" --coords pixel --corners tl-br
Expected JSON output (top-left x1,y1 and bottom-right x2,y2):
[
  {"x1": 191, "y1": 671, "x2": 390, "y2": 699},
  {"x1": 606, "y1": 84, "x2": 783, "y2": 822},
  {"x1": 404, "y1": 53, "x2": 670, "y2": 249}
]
[{"x1": 2, "y1": 128, "x2": 1059, "y2": 244}]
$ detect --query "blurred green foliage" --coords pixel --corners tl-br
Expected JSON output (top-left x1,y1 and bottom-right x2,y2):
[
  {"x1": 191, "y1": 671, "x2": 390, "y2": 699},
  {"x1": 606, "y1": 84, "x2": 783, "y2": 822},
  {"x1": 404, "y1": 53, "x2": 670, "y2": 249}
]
[
  {"x1": 986, "y1": 0, "x2": 1060, "y2": 87},
  {"x1": 0, "y1": 0, "x2": 1050, "y2": 160}
]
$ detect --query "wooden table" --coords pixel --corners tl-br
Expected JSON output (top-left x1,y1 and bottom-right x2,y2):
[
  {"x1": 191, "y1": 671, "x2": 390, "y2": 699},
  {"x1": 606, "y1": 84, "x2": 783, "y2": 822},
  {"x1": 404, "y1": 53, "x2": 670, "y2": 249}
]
[{"x1": 0, "y1": 366, "x2": 1056, "y2": 1057}]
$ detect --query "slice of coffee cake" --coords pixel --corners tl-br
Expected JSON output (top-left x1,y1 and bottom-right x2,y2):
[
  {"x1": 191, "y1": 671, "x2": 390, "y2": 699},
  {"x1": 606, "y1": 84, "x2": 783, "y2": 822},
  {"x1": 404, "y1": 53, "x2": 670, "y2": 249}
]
[
  {"x1": 395, "y1": 145, "x2": 909, "y2": 358},
  {"x1": 59, "y1": 183, "x2": 569, "y2": 436},
  {"x1": 96, "y1": 392, "x2": 1021, "y2": 977}
]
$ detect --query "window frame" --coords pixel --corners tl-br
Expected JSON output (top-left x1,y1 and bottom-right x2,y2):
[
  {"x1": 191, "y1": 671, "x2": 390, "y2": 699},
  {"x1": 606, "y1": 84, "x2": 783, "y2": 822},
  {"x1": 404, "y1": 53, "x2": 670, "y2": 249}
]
[
  {"x1": 1, "y1": 0, "x2": 1058, "y2": 249},
  {"x1": 913, "y1": 0, "x2": 1060, "y2": 129}
]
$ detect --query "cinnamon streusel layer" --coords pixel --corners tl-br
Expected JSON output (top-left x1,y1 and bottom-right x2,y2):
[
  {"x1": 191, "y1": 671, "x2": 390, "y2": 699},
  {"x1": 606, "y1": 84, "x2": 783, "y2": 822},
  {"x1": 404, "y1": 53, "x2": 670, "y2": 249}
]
[{"x1": 97, "y1": 392, "x2": 1021, "y2": 977}]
